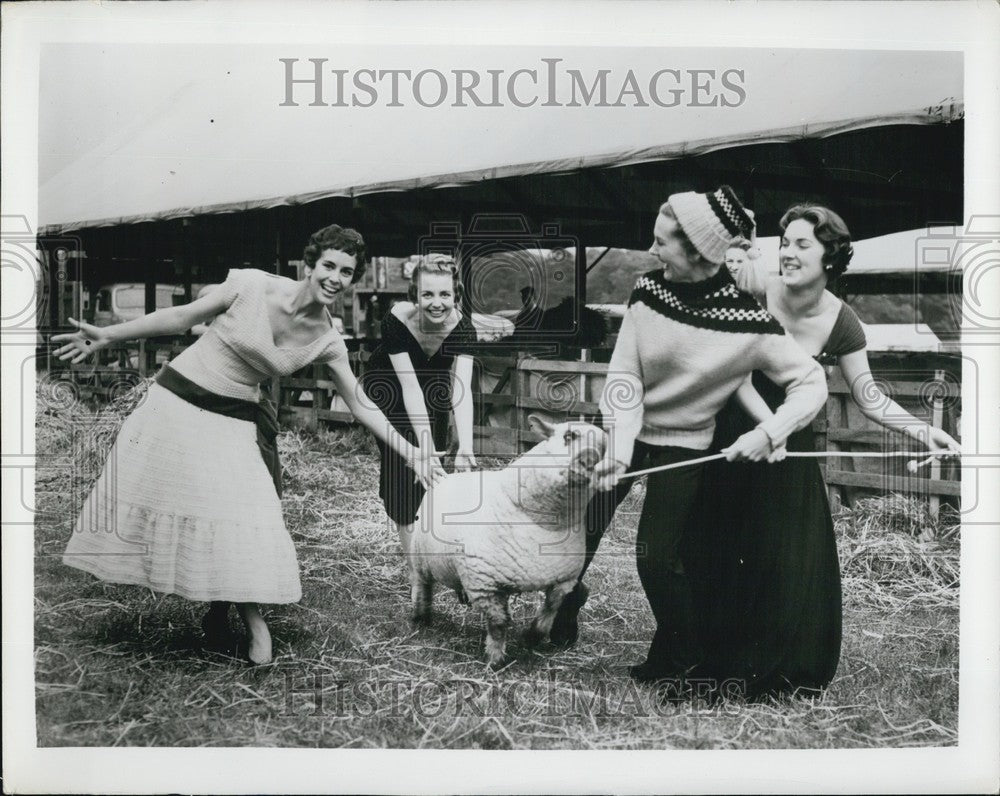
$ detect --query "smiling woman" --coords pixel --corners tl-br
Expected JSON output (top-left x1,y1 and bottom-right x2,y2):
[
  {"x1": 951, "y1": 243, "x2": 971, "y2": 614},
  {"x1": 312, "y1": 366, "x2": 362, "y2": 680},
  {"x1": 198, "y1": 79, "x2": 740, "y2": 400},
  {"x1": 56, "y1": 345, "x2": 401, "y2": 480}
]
[
  {"x1": 361, "y1": 254, "x2": 479, "y2": 534},
  {"x1": 54, "y1": 223, "x2": 444, "y2": 667},
  {"x1": 689, "y1": 204, "x2": 961, "y2": 701}
]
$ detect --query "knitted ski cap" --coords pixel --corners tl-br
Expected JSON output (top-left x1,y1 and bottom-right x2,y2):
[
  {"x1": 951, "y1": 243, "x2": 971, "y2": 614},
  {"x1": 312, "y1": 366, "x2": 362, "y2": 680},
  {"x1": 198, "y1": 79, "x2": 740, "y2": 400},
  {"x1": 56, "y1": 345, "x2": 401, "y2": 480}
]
[{"x1": 668, "y1": 185, "x2": 756, "y2": 265}]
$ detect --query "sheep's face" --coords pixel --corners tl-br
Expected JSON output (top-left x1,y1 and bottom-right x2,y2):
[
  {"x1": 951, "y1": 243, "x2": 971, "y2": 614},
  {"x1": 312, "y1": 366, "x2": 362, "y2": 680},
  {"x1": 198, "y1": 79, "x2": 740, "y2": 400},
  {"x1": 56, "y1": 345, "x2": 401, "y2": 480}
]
[{"x1": 527, "y1": 415, "x2": 607, "y2": 486}]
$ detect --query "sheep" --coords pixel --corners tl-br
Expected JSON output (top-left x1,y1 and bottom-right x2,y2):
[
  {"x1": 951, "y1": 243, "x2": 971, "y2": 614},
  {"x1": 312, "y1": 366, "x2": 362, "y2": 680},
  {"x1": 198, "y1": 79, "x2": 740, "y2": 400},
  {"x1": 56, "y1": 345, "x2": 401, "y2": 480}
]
[{"x1": 398, "y1": 415, "x2": 606, "y2": 667}]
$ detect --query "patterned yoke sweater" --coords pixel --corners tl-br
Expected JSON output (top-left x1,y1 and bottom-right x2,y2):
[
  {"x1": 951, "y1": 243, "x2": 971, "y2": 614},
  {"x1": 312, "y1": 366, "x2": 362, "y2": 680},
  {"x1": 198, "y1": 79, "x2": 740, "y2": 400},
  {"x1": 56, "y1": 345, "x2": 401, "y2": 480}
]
[{"x1": 600, "y1": 267, "x2": 828, "y2": 464}]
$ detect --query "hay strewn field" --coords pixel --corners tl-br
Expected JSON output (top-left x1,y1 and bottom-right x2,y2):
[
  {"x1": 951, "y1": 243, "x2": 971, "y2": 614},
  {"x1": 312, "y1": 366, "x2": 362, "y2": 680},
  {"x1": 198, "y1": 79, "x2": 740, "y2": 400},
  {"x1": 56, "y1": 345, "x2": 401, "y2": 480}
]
[{"x1": 34, "y1": 386, "x2": 959, "y2": 748}]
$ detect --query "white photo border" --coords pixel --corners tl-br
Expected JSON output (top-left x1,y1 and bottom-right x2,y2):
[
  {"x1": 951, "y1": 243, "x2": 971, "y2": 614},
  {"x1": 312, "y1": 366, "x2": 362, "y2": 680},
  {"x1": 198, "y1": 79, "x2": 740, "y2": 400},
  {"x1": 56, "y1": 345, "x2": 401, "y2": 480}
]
[{"x1": 2, "y1": 1, "x2": 998, "y2": 793}]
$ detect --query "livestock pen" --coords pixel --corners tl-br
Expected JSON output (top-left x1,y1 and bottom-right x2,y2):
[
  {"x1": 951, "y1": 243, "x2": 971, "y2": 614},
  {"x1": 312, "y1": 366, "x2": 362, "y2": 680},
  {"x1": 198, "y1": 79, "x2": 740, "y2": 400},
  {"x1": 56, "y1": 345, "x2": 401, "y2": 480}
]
[
  {"x1": 29, "y1": 46, "x2": 965, "y2": 749},
  {"x1": 38, "y1": 336, "x2": 963, "y2": 515},
  {"x1": 33, "y1": 371, "x2": 960, "y2": 748}
]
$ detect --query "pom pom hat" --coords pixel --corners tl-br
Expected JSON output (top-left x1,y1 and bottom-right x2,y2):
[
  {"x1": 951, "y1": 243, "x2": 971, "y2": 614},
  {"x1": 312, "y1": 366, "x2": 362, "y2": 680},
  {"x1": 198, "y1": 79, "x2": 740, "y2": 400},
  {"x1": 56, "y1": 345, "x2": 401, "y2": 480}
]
[{"x1": 668, "y1": 185, "x2": 756, "y2": 265}]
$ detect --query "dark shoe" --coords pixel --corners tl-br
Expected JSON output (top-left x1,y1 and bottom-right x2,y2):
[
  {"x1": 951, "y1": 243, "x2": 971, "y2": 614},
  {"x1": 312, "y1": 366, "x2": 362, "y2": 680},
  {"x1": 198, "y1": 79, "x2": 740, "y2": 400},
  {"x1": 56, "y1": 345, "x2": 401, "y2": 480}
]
[
  {"x1": 201, "y1": 610, "x2": 236, "y2": 650},
  {"x1": 549, "y1": 582, "x2": 590, "y2": 647},
  {"x1": 627, "y1": 661, "x2": 701, "y2": 684},
  {"x1": 628, "y1": 662, "x2": 673, "y2": 684}
]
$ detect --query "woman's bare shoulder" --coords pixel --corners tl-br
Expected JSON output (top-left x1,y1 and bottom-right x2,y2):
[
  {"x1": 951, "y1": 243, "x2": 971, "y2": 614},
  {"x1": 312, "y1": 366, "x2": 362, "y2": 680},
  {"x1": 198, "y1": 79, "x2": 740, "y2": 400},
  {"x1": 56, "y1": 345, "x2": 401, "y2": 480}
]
[
  {"x1": 390, "y1": 301, "x2": 417, "y2": 321},
  {"x1": 762, "y1": 275, "x2": 783, "y2": 307},
  {"x1": 261, "y1": 272, "x2": 299, "y2": 297},
  {"x1": 822, "y1": 289, "x2": 844, "y2": 316}
]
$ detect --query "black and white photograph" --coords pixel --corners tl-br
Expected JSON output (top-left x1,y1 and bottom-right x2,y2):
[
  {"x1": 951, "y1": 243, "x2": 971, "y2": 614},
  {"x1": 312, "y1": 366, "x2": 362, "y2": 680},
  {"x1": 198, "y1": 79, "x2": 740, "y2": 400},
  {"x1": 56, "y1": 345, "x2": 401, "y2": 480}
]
[{"x1": 2, "y1": 2, "x2": 998, "y2": 793}]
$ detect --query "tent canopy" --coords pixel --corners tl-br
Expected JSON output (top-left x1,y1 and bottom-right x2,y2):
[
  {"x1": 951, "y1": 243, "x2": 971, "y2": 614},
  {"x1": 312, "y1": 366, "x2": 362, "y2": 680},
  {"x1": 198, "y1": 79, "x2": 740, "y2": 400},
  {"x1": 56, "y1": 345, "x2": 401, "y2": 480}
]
[{"x1": 39, "y1": 45, "x2": 963, "y2": 243}]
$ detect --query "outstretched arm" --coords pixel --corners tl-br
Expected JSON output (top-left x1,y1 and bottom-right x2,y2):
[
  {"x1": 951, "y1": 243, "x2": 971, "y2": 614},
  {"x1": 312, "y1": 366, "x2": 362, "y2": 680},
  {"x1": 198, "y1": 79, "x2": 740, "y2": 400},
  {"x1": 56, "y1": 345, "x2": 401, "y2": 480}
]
[
  {"x1": 596, "y1": 309, "x2": 644, "y2": 488},
  {"x1": 839, "y1": 348, "x2": 960, "y2": 453},
  {"x1": 325, "y1": 358, "x2": 444, "y2": 488},
  {"x1": 451, "y1": 354, "x2": 477, "y2": 471},
  {"x1": 51, "y1": 290, "x2": 231, "y2": 363},
  {"x1": 390, "y1": 352, "x2": 442, "y2": 465}
]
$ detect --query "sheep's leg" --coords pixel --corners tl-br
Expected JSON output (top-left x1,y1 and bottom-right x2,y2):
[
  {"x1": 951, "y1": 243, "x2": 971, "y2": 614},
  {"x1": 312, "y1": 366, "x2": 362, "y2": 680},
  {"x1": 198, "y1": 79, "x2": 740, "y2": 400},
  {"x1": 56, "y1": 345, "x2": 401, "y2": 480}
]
[
  {"x1": 410, "y1": 572, "x2": 434, "y2": 626},
  {"x1": 397, "y1": 521, "x2": 419, "y2": 556},
  {"x1": 525, "y1": 580, "x2": 578, "y2": 648},
  {"x1": 473, "y1": 592, "x2": 511, "y2": 668}
]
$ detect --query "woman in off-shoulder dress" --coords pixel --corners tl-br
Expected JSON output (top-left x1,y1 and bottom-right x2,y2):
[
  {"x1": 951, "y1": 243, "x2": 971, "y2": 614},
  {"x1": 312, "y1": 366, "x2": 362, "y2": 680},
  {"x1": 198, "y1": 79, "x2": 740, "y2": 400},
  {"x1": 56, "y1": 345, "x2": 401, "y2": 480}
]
[
  {"x1": 690, "y1": 205, "x2": 960, "y2": 700},
  {"x1": 55, "y1": 224, "x2": 442, "y2": 664}
]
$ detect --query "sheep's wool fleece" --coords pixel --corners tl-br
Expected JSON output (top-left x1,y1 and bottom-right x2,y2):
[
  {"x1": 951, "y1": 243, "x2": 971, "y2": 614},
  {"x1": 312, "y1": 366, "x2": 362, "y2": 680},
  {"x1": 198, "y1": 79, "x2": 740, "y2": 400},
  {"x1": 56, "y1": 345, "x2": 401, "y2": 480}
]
[{"x1": 600, "y1": 267, "x2": 826, "y2": 464}]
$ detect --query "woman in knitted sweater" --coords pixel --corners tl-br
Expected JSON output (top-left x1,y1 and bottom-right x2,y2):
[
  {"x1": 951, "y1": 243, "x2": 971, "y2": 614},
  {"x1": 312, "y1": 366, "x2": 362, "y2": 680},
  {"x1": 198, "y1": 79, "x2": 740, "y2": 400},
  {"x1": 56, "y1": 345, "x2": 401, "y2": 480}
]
[
  {"x1": 552, "y1": 187, "x2": 828, "y2": 685},
  {"x1": 54, "y1": 224, "x2": 443, "y2": 664}
]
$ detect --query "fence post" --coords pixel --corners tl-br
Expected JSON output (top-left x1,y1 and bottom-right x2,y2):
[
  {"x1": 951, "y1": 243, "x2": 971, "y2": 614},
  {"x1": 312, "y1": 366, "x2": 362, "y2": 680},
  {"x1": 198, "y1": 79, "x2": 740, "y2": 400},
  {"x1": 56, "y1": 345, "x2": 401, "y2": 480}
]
[
  {"x1": 825, "y1": 368, "x2": 847, "y2": 514},
  {"x1": 512, "y1": 355, "x2": 523, "y2": 455},
  {"x1": 928, "y1": 368, "x2": 944, "y2": 522},
  {"x1": 309, "y1": 366, "x2": 322, "y2": 432}
]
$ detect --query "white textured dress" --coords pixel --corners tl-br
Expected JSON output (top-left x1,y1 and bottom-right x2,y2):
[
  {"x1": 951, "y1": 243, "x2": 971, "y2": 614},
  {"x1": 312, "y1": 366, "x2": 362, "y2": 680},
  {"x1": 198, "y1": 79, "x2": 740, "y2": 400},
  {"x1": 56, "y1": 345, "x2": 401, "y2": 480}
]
[{"x1": 62, "y1": 268, "x2": 348, "y2": 603}]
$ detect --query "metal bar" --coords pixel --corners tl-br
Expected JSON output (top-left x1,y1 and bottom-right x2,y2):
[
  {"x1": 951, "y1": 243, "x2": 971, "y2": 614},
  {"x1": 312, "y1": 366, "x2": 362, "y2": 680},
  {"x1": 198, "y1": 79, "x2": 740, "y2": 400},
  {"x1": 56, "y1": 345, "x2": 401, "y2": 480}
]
[{"x1": 585, "y1": 246, "x2": 612, "y2": 274}]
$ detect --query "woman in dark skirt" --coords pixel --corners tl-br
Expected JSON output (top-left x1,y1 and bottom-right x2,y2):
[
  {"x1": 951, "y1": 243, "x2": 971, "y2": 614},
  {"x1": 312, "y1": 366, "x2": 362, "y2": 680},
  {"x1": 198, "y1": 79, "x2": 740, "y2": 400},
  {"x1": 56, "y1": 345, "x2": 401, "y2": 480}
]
[
  {"x1": 690, "y1": 205, "x2": 961, "y2": 700},
  {"x1": 361, "y1": 255, "x2": 478, "y2": 529}
]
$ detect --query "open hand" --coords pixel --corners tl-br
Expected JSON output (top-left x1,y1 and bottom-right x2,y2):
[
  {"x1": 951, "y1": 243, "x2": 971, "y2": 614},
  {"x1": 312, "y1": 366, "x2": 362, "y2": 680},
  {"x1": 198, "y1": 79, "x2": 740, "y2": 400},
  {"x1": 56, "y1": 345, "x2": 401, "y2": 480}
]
[
  {"x1": 453, "y1": 449, "x2": 478, "y2": 472},
  {"x1": 723, "y1": 428, "x2": 774, "y2": 462},
  {"x1": 409, "y1": 448, "x2": 446, "y2": 489},
  {"x1": 51, "y1": 318, "x2": 109, "y2": 363},
  {"x1": 925, "y1": 426, "x2": 960, "y2": 456}
]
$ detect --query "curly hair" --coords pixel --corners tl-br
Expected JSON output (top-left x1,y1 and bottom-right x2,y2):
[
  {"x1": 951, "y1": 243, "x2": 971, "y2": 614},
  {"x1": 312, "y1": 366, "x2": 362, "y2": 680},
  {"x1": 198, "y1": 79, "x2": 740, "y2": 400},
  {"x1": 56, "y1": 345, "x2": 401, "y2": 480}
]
[
  {"x1": 727, "y1": 236, "x2": 754, "y2": 253},
  {"x1": 302, "y1": 224, "x2": 368, "y2": 284},
  {"x1": 407, "y1": 253, "x2": 464, "y2": 305},
  {"x1": 779, "y1": 205, "x2": 854, "y2": 280}
]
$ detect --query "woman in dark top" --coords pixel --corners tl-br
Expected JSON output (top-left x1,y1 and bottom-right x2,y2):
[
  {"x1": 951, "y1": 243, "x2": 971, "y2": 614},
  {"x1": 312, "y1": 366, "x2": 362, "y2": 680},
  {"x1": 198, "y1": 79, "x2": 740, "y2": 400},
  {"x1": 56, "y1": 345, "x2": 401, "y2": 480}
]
[
  {"x1": 690, "y1": 205, "x2": 960, "y2": 700},
  {"x1": 361, "y1": 254, "x2": 478, "y2": 528}
]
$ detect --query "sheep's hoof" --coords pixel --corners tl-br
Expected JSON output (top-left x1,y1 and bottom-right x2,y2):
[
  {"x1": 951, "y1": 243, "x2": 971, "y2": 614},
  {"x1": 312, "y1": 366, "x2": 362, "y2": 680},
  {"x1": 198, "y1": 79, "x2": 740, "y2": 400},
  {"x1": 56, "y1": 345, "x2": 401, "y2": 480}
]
[
  {"x1": 549, "y1": 582, "x2": 589, "y2": 648},
  {"x1": 487, "y1": 654, "x2": 515, "y2": 671},
  {"x1": 523, "y1": 626, "x2": 546, "y2": 649},
  {"x1": 411, "y1": 610, "x2": 432, "y2": 627}
]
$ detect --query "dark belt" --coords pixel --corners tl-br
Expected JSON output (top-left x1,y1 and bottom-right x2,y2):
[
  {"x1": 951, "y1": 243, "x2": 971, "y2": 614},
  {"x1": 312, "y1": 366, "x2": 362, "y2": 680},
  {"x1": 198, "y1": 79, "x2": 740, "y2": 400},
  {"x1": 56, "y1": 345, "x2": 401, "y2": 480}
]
[{"x1": 154, "y1": 364, "x2": 283, "y2": 497}]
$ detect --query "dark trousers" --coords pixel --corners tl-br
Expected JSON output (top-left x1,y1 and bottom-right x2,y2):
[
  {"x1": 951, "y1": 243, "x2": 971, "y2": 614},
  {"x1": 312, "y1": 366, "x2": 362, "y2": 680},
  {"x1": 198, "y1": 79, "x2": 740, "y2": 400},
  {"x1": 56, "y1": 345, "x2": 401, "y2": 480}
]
[{"x1": 580, "y1": 441, "x2": 707, "y2": 673}]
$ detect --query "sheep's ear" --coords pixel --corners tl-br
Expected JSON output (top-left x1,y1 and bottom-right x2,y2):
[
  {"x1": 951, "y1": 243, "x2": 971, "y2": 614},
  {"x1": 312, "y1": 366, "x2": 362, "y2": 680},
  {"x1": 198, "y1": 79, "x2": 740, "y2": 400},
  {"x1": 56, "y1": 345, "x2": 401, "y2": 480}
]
[{"x1": 527, "y1": 413, "x2": 556, "y2": 438}]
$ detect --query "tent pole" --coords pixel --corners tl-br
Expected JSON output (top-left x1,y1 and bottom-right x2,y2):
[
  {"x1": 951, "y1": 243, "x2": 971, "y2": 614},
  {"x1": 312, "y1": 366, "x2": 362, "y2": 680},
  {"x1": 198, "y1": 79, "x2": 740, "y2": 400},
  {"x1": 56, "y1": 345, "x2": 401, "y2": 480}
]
[
  {"x1": 180, "y1": 219, "x2": 193, "y2": 304},
  {"x1": 273, "y1": 211, "x2": 282, "y2": 275},
  {"x1": 143, "y1": 224, "x2": 156, "y2": 316}
]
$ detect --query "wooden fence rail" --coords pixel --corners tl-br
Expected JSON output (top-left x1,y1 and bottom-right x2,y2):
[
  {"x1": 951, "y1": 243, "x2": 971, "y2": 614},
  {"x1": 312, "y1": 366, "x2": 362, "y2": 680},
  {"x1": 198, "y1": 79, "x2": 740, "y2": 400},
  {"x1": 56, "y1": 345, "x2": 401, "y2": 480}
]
[{"x1": 44, "y1": 340, "x2": 961, "y2": 511}]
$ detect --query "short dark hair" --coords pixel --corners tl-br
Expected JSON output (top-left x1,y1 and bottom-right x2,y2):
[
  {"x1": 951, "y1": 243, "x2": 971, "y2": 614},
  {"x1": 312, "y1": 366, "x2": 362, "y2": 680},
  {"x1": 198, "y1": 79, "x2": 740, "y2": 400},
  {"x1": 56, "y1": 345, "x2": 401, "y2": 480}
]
[
  {"x1": 779, "y1": 205, "x2": 854, "y2": 280},
  {"x1": 303, "y1": 224, "x2": 368, "y2": 284}
]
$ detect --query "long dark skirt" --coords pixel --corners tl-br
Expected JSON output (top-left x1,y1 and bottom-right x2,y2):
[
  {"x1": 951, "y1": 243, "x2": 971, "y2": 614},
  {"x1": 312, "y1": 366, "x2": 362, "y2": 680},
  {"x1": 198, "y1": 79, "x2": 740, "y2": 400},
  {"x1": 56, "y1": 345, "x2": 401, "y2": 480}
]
[{"x1": 686, "y1": 373, "x2": 842, "y2": 700}]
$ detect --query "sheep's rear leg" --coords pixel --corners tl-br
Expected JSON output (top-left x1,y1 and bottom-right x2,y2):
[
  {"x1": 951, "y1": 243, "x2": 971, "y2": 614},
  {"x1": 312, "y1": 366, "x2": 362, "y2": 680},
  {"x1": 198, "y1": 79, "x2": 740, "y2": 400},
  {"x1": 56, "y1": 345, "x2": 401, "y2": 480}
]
[
  {"x1": 410, "y1": 573, "x2": 434, "y2": 626},
  {"x1": 525, "y1": 580, "x2": 578, "y2": 648},
  {"x1": 473, "y1": 592, "x2": 512, "y2": 668}
]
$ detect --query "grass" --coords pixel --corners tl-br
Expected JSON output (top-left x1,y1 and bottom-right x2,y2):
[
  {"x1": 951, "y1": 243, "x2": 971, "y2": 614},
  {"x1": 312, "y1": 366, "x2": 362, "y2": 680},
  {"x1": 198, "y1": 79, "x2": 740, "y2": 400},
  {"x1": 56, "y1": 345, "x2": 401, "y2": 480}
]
[{"x1": 33, "y1": 384, "x2": 959, "y2": 748}]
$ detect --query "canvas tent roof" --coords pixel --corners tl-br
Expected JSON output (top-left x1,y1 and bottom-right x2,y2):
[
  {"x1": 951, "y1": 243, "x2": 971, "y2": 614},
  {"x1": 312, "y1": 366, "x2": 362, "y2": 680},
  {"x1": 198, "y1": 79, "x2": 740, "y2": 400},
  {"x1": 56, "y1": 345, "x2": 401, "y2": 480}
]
[{"x1": 39, "y1": 46, "x2": 963, "y2": 238}]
